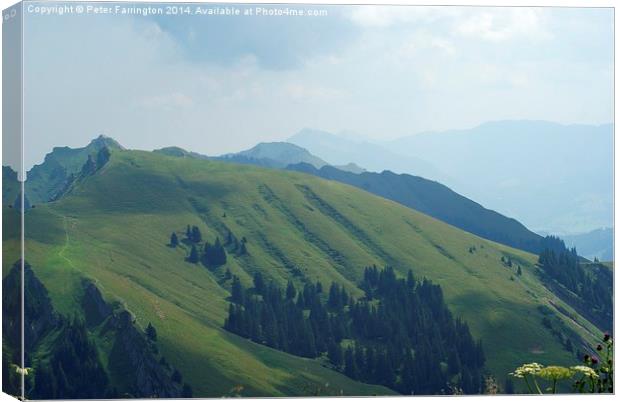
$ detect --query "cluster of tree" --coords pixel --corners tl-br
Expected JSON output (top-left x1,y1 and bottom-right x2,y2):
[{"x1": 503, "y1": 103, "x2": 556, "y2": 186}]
[
  {"x1": 224, "y1": 266, "x2": 486, "y2": 395},
  {"x1": 33, "y1": 317, "x2": 110, "y2": 399},
  {"x1": 171, "y1": 225, "x2": 249, "y2": 267},
  {"x1": 224, "y1": 230, "x2": 248, "y2": 256},
  {"x1": 538, "y1": 241, "x2": 612, "y2": 329}
]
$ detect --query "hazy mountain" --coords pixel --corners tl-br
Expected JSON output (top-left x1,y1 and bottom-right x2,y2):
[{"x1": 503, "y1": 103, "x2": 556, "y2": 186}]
[
  {"x1": 219, "y1": 142, "x2": 327, "y2": 169},
  {"x1": 563, "y1": 228, "x2": 613, "y2": 262},
  {"x1": 288, "y1": 129, "x2": 447, "y2": 180},
  {"x1": 287, "y1": 163, "x2": 543, "y2": 253},
  {"x1": 289, "y1": 122, "x2": 612, "y2": 235},
  {"x1": 382, "y1": 121, "x2": 613, "y2": 235},
  {"x1": 333, "y1": 162, "x2": 366, "y2": 174}
]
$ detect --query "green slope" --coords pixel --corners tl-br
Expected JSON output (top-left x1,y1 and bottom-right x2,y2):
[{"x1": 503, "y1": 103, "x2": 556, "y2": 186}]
[{"x1": 4, "y1": 148, "x2": 603, "y2": 396}]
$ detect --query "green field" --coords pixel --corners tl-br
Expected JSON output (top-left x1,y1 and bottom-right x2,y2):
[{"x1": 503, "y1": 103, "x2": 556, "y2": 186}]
[{"x1": 3, "y1": 148, "x2": 603, "y2": 396}]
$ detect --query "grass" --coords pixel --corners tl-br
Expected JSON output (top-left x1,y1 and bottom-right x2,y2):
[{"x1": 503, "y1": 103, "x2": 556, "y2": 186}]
[{"x1": 4, "y1": 148, "x2": 604, "y2": 395}]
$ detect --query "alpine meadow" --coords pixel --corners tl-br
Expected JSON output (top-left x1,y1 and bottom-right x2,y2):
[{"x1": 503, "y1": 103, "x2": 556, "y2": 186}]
[{"x1": 1, "y1": 2, "x2": 614, "y2": 400}]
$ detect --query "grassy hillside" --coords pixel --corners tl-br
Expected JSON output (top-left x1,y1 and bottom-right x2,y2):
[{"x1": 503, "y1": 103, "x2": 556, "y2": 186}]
[
  {"x1": 4, "y1": 148, "x2": 603, "y2": 396},
  {"x1": 288, "y1": 163, "x2": 543, "y2": 253}
]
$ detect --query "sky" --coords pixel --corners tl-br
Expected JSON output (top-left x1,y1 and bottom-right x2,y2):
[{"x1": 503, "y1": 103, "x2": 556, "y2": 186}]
[{"x1": 15, "y1": 2, "x2": 615, "y2": 170}]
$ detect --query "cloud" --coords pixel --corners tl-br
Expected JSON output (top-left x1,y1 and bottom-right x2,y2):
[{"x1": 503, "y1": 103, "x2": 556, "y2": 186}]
[
  {"x1": 282, "y1": 84, "x2": 347, "y2": 102},
  {"x1": 349, "y1": 6, "x2": 451, "y2": 28},
  {"x1": 455, "y1": 8, "x2": 552, "y2": 42},
  {"x1": 137, "y1": 93, "x2": 195, "y2": 110},
  {"x1": 148, "y1": 6, "x2": 358, "y2": 70}
]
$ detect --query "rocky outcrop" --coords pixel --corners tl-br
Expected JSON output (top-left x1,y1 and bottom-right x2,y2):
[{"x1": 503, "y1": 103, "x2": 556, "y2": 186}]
[
  {"x1": 2, "y1": 261, "x2": 59, "y2": 362},
  {"x1": 105, "y1": 310, "x2": 184, "y2": 397}
]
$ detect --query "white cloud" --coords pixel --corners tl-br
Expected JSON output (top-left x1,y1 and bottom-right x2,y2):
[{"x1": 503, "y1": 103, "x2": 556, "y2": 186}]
[
  {"x1": 282, "y1": 84, "x2": 347, "y2": 102},
  {"x1": 349, "y1": 6, "x2": 451, "y2": 28},
  {"x1": 455, "y1": 9, "x2": 552, "y2": 42},
  {"x1": 137, "y1": 93, "x2": 195, "y2": 110}
]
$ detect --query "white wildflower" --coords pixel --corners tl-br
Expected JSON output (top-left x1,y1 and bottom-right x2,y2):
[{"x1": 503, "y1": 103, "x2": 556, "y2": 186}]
[{"x1": 571, "y1": 365, "x2": 599, "y2": 379}]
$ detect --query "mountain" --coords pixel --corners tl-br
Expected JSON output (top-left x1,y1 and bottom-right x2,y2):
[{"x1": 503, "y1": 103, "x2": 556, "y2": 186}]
[
  {"x1": 25, "y1": 135, "x2": 124, "y2": 203},
  {"x1": 219, "y1": 142, "x2": 327, "y2": 169},
  {"x1": 288, "y1": 129, "x2": 447, "y2": 180},
  {"x1": 333, "y1": 163, "x2": 366, "y2": 174},
  {"x1": 4, "y1": 141, "x2": 604, "y2": 397},
  {"x1": 562, "y1": 228, "x2": 613, "y2": 262},
  {"x1": 287, "y1": 163, "x2": 543, "y2": 253},
  {"x1": 383, "y1": 121, "x2": 613, "y2": 235},
  {"x1": 153, "y1": 146, "x2": 213, "y2": 160}
]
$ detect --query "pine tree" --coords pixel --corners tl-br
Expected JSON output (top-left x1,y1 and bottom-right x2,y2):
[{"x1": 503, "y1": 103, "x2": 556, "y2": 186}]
[
  {"x1": 517, "y1": 265, "x2": 522, "y2": 276},
  {"x1": 186, "y1": 225, "x2": 191, "y2": 239},
  {"x1": 191, "y1": 226, "x2": 202, "y2": 243},
  {"x1": 253, "y1": 272, "x2": 265, "y2": 294},
  {"x1": 231, "y1": 276, "x2": 244, "y2": 304},
  {"x1": 170, "y1": 232, "x2": 179, "y2": 247},
  {"x1": 286, "y1": 280, "x2": 297, "y2": 300},
  {"x1": 328, "y1": 339, "x2": 343, "y2": 368},
  {"x1": 145, "y1": 322, "x2": 157, "y2": 342},
  {"x1": 188, "y1": 245, "x2": 199, "y2": 263}
]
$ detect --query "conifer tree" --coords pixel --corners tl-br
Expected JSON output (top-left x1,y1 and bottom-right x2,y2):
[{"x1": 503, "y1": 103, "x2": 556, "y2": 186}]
[
  {"x1": 191, "y1": 226, "x2": 202, "y2": 243},
  {"x1": 188, "y1": 245, "x2": 199, "y2": 263},
  {"x1": 286, "y1": 280, "x2": 297, "y2": 300},
  {"x1": 145, "y1": 322, "x2": 157, "y2": 342},
  {"x1": 170, "y1": 232, "x2": 179, "y2": 247}
]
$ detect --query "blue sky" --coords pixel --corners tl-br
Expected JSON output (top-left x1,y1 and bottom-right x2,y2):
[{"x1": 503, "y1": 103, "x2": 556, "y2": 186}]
[{"x1": 19, "y1": 3, "x2": 613, "y2": 170}]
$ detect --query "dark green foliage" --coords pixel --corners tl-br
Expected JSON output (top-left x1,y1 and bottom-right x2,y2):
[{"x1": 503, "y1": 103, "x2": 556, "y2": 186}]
[
  {"x1": 182, "y1": 383, "x2": 193, "y2": 397},
  {"x1": 231, "y1": 276, "x2": 244, "y2": 304},
  {"x1": 286, "y1": 280, "x2": 297, "y2": 300},
  {"x1": 538, "y1": 243, "x2": 612, "y2": 329},
  {"x1": 146, "y1": 322, "x2": 157, "y2": 342},
  {"x1": 504, "y1": 378, "x2": 515, "y2": 394},
  {"x1": 33, "y1": 317, "x2": 109, "y2": 399},
  {"x1": 253, "y1": 272, "x2": 265, "y2": 294},
  {"x1": 224, "y1": 266, "x2": 485, "y2": 395},
  {"x1": 96, "y1": 147, "x2": 111, "y2": 168},
  {"x1": 188, "y1": 245, "x2": 200, "y2": 264},
  {"x1": 224, "y1": 268, "x2": 232, "y2": 281},
  {"x1": 190, "y1": 226, "x2": 202, "y2": 243},
  {"x1": 171, "y1": 369, "x2": 182, "y2": 383},
  {"x1": 517, "y1": 266, "x2": 522, "y2": 276},
  {"x1": 204, "y1": 237, "x2": 227, "y2": 266},
  {"x1": 170, "y1": 232, "x2": 179, "y2": 247}
]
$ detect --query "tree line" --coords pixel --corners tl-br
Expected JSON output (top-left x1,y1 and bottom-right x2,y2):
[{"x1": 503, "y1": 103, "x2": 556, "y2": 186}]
[
  {"x1": 538, "y1": 236, "x2": 612, "y2": 329},
  {"x1": 224, "y1": 266, "x2": 486, "y2": 395}
]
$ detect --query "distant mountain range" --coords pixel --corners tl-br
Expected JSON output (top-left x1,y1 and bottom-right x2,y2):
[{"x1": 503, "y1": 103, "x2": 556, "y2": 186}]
[
  {"x1": 288, "y1": 121, "x2": 613, "y2": 237},
  {"x1": 218, "y1": 142, "x2": 327, "y2": 169},
  {"x1": 562, "y1": 228, "x2": 613, "y2": 262}
]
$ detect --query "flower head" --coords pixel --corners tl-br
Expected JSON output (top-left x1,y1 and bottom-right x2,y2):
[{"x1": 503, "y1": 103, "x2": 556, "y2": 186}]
[
  {"x1": 536, "y1": 366, "x2": 574, "y2": 381},
  {"x1": 571, "y1": 365, "x2": 599, "y2": 379},
  {"x1": 511, "y1": 363, "x2": 543, "y2": 378}
]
